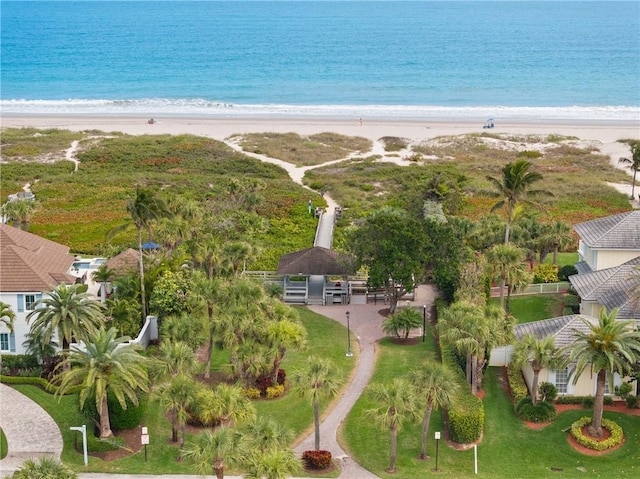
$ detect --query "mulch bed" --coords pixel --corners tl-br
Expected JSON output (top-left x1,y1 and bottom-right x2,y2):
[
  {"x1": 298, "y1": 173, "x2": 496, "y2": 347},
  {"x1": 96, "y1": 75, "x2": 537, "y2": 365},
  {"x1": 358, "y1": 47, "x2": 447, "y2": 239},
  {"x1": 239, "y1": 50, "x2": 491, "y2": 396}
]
[{"x1": 89, "y1": 427, "x2": 143, "y2": 461}]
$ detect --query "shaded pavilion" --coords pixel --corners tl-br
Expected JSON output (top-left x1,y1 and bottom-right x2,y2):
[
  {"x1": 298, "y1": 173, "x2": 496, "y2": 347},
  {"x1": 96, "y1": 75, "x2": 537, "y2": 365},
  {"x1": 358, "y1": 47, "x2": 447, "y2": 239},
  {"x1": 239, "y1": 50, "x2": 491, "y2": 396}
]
[{"x1": 276, "y1": 246, "x2": 356, "y2": 305}]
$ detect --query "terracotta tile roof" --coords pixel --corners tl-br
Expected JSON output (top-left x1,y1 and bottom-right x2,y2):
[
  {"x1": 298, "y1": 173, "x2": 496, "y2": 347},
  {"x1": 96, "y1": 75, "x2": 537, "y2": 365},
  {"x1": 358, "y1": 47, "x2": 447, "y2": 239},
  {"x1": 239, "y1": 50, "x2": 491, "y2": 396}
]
[
  {"x1": 515, "y1": 314, "x2": 597, "y2": 349},
  {"x1": 569, "y1": 256, "x2": 640, "y2": 320},
  {"x1": 105, "y1": 248, "x2": 140, "y2": 275},
  {"x1": 0, "y1": 224, "x2": 76, "y2": 292},
  {"x1": 277, "y1": 246, "x2": 356, "y2": 276},
  {"x1": 574, "y1": 210, "x2": 640, "y2": 249}
]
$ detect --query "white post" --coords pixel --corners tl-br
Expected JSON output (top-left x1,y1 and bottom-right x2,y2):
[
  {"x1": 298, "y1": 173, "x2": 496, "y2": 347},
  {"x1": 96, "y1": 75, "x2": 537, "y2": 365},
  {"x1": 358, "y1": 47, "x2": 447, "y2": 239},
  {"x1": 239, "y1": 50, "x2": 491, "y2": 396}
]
[
  {"x1": 474, "y1": 444, "x2": 478, "y2": 474},
  {"x1": 70, "y1": 425, "x2": 88, "y2": 466}
]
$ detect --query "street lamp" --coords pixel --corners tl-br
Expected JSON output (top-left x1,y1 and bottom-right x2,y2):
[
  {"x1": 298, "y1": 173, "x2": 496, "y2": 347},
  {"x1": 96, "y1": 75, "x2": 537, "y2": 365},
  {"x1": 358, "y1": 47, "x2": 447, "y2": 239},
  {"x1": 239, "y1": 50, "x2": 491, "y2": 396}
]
[
  {"x1": 70, "y1": 425, "x2": 88, "y2": 466},
  {"x1": 422, "y1": 305, "x2": 427, "y2": 343},
  {"x1": 346, "y1": 310, "x2": 353, "y2": 357},
  {"x1": 434, "y1": 431, "x2": 441, "y2": 472}
]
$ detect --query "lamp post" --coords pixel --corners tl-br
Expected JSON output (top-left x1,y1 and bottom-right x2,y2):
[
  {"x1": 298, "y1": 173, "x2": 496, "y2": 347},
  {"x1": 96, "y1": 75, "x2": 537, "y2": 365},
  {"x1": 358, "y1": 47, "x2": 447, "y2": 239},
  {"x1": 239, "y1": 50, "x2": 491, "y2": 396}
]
[
  {"x1": 70, "y1": 425, "x2": 88, "y2": 466},
  {"x1": 434, "y1": 431, "x2": 441, "y2": 472},
  {"x1": 422, "y1": 305, "x2": 427, "y2": 343},
  {"x1": 346, "y1": 310, "x2": 353, "y2": 357}
]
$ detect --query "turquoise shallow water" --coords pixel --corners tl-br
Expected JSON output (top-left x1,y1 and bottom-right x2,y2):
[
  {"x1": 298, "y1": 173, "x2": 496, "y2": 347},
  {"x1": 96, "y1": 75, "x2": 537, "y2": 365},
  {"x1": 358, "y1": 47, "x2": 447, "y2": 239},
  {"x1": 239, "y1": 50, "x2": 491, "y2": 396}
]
[{"x1": 1, "y1": 1, "x2": 639, "y2": 120}]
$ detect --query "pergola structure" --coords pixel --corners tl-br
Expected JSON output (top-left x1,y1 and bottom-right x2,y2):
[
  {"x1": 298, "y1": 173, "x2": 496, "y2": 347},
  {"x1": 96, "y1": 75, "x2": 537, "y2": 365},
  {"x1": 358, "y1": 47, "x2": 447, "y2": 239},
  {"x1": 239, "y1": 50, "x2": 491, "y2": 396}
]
[{"x1": 276, "y1": 246, "x2": 356, "y2": 305}]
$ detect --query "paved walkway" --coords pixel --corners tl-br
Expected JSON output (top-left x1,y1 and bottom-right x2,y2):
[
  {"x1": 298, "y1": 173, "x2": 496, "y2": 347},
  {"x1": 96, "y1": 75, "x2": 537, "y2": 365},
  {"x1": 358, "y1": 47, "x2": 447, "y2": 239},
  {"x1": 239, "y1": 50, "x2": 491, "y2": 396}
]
[{"x1": 0, "y1": 382, "x2": 64, "y2": 476}]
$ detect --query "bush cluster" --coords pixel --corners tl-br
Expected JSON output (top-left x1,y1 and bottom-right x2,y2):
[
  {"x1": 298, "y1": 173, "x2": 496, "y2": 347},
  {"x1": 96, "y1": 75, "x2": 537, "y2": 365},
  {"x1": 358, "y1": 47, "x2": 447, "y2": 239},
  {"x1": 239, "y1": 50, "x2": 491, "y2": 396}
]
[
  {"x1": 570, "y1": 416, "x2": 624, "y2": 451},
  {"x1": 533, "y1": 264, "x2": 559, "y2": 284},
  {"x1": 266, "y1": 384, "x2": 285, "y2": 399},
  {"x1": 515, "y1": 397, "x2": 557, "y2": 423},
  {"x1": 538, "y1": 382, "x2": 558, "y2": 403},
  {"x1": 562, "y1": 294, "x2": 580, "y2": 314},
  {"x1": 302, "y1": 450, "x2": 332, "y2": 469},
  {"x1": 558, "y1": 265, "x2": 578, "y2": 281},
  {"x1": 506, "y1": 366, "x2": 528, "y2": 403},
  {"x1": 83, "y1": 391, "x2": 148, "y2": 432},
  {"x1": 254, "y1": 369, "x2": 286, "y2": 397},
  {"x1": 243, "y1": 387, "x2": 261, "y2": 399}
]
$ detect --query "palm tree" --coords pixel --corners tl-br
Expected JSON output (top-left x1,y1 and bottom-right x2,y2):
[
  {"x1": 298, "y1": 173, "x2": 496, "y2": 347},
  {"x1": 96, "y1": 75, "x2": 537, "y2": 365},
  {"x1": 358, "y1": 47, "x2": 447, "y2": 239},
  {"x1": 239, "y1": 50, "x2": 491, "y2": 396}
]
[
  {"x1": 27, "y1": 283, "x2": 105, "y2": 369},
  {"x1": 223, "y1": 241, "x2": 253, "y2": 278},
  {"x1": 1, "y1": 199, "x2": 40, "y2": 231},
  {"x1": 618, "y1": 142, "x2": 640, "y2": 200},
  {"x1": 109, "y1": 186, "x2": 171, "y2": 321},
  {"x1": 243, "y1": 448, "x2": 302, "y2": 479},
  {"x1": 365, "y1": 379, "x2": 421, "y2": 473},
  {"x1": 565, "y1": 308, "x2": 640, "y2": 438},
  {"x1": 156, "y1": 374, "x2": 199, "y2": 452},
  {"x1": 9, "y1": 456, "x2": 77, "y2": 479},
  {"x1": 56, "y1": 327, "x2": 149, "y2": 438},
  {"x1": 91, "y1": 263, "x2": 115, "y2": 304},
  {"x1": 291, "y1": 356, "x2": 341, "y2": 451},
  {"x1": 0, "y1": 302, "x2": 15, "y2": 371},
  {"x1": 382, "y1": 307, "x2": 423, "y2": 340},
  {"x1": 196, "y1": 383, "x2": 256, "y2": 428},
  {"x1": 540, "y1": 220, "x2": 573, "y2": 265},
  {"x1": 511, "y1": 334, "x2": 559, "y2": 404},
  {"x1": 486, "y1": 243, "x2": 526, "y2": 310},
  {"x1": 150, "y1": 341, "x2": 198, "y2": 382},
  {"x1": 409, "y1": 361, "x2": 458, "y2": 460},
  {"x1": 244, "y1": 417, "x2": 294, "y2": 452},
  {"x1": 265, "y1": 317, "x2": 307, "y2": 384},
  {"x1": 486, "y1": 159, "x2": 548, "y2": 244},
  {"x1": 182, "y1": 426, "x2": 245, "y2": 479},
  {"x1": 193, "y1": 275, "x2": 224, "y2": 379}
]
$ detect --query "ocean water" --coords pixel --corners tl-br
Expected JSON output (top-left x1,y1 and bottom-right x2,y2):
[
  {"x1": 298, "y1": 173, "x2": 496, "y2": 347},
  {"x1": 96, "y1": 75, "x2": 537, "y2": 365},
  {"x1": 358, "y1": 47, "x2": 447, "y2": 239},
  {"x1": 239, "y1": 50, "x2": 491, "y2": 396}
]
[{"x1": 1, "y1": 1, "x2": 639, "y2": 121}]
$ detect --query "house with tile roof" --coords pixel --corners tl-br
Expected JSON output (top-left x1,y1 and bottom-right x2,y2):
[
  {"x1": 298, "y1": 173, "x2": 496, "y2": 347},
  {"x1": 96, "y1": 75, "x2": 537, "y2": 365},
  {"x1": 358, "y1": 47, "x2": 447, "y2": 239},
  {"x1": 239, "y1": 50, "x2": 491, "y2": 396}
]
[
  {"x1": 0, "y1": 224, "x2": 77, "y2": 355},
  {"x1": 570, "y1": 210, "x2": 640, "y2": 326}
]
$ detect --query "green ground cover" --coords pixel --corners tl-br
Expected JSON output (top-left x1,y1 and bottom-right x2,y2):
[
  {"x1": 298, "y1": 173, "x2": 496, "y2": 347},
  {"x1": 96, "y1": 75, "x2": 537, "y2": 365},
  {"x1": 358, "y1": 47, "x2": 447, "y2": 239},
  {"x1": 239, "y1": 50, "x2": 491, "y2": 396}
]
[
  {"x1": 544, "y1": 252, "x2": 579, "y2": 267},
  {"x1": 0, "y1": 427, "x2": 7, "y2": 459},
  {"x1": 493, "y1": 295, "x2": 565, "y2": 324},
  {"x1": 9, "y1": 307, "x2": 354, "y2": 474},
  {"x1": 344, "y1": 341, "x2": 640, "y2": 479}
]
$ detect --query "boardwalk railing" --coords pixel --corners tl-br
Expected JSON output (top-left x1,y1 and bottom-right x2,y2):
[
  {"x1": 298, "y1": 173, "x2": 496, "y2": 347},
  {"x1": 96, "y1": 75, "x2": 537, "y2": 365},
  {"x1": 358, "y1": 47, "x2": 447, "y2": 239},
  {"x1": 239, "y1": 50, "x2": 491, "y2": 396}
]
[{"x1": 491, "y1": 281, "x2": 570, "y2": 297}]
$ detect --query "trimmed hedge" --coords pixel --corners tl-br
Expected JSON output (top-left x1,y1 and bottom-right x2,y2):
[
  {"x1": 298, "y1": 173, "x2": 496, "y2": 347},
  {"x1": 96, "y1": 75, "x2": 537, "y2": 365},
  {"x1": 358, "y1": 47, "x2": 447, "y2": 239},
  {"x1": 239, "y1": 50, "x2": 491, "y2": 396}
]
[
  {"x1": 302, "y1": 450, "x2": 332, "y2": 469},
  {"x1": 506, "y1": 366, "x2": 528, "y2": 404},
  {"x1": 570, "y1": 416, "x2": 624, "y2": 451},
  {"x1": 1, "y1": 354, "x2": 38, "y2": 370},
  {"x1": 0, "y1": 375, "x2": 81, "y2": 395},
  {"x1": 556, "y1": 395, "x2": 614, "y2": 406},
  {"x1": 440, "y1": 342, "x2": 484, "y2": 444}
]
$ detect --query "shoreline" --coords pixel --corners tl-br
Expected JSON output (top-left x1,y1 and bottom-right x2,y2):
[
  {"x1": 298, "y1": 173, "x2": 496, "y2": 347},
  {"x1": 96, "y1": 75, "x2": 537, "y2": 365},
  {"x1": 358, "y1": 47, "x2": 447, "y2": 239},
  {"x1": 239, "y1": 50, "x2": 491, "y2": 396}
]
[{"x1": 2, "y1": 114, "x2": 639, "y2": 145}]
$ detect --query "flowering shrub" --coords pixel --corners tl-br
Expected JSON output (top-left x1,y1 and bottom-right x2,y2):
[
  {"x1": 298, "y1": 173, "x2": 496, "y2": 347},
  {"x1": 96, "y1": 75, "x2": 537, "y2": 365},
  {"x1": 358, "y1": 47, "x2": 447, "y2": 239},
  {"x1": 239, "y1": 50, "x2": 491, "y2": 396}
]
[
  {"x1": 570, "y1": 417, "x2": 624, "y2": 451},
  {"x1": 244, "y1": 387, "x2": 261, "y2": 400},
  {"x1": 302, "y1": 450, "x2": 332, "y2": 469},
  {"x1": 266, "y1": 384, "x2": 285, "y2": 399}
]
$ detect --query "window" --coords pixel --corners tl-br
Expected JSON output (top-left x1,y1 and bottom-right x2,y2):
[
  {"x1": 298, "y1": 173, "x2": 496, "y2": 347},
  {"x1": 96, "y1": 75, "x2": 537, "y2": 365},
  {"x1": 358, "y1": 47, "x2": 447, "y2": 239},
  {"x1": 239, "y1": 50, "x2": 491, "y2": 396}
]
[
  {"x1": 0, "y1": 333, "x2": 8, "y2": 351},
  {"x1": 25, "y1": 294, "x2": 36, "y2": 310},
  {"x1": 555, "y1": 368, "x2": 569, "y2": 394}
]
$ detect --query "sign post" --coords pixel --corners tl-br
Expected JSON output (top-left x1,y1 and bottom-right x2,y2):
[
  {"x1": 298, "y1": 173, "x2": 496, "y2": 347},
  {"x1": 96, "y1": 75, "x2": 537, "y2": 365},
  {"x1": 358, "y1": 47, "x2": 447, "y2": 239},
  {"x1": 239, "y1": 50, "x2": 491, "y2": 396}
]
[{"x1": 141, "y1": 426, "x2": 149, "y2": 462}]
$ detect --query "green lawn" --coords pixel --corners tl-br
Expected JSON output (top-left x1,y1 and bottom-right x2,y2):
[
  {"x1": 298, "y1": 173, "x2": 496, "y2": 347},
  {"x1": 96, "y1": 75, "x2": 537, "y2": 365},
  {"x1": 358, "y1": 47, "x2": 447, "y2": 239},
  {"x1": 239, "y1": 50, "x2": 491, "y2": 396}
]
[
  {"x1": 0, "y1": 427, "x2": 7, "y2": 460},
  {"x1": 544, "y1": 252, "x2": 579, "y2": 267},
  {"x1": 343, "y1": 335, "x2": 640, "y2": 478},
  {"x1": 494, "y1": 294, "x2": 565, "y2": 324},
  {"x1": 9, "y1": 307, "x2": 355, "y2": 474}
]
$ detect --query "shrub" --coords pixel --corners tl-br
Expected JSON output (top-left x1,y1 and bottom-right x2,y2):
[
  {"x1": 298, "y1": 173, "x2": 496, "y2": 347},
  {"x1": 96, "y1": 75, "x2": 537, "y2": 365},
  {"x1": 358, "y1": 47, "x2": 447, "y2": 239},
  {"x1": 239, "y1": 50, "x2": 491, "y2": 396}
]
[
  {"x1": 507, "y1": 366, "x2": 529, "y2": 404},
  {"x1": 515, "y1": 397, "x2": 557, "y2": 423},
  {"x1": 570, "y1": 417, "x2": 624, "y2": 451},
  {"x1": 555, "y1": 395, "x2": 613, "y2": 406},
  {"x1": 581, "y1": 396, "x2": 595, "y2": 408},
  {"x1": 244, "y1": 387, "x2": 261, "y2": 400},
  {"x1": 277, "y1": 368, "x2": 286, "y2": 385},
  {"x1": 302, "y1": 450, "x2": 332, "y2": 469},
  {"x1": 562, "y1": 294, "x2": 580, "y2": 313},
  {"x1": 266, "y1": 384, "x2": 285, "y2": 399},
  {"x1": 0, "y1": 375, "x2": 81, "y2": 395},
  {"x1": 533, "y1": 264, "x2": 559, "y2": 283},
  {"x1": 448, "y1": 393, "x2": 484, "y2": 444},
  {"x1": 108, "y1": 392, "x2": 148, "y2": 431},
  {"x1": 625, "y1": 395, "x2": 639, "y2": 409},
  {"x1": 616, "y1": 383, "x2": 633, "y2": 398},
  {"x1": 517, "y1": 150, "x2": 542, "y2": 159},
  {"x1": 255, "y1": 375, "x2": 273, "y2": 395},
  {"x1": 558, "y1": 265, "x2": 578, "y2": 281},
  {"x1": 538, "y1": 382, "x2": 558, "y2": 403}
]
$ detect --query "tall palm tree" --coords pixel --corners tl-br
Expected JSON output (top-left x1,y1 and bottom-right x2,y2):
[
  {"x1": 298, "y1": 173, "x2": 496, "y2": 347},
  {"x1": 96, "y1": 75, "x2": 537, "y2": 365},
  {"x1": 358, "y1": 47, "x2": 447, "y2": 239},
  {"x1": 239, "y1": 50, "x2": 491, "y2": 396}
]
[
  {"x1": 486, "y1": 159, "x2": 548, "y2": 244},
  {"x1": 410, "y1": 361, "x2": 458, "y2": 460},
  {"x1": 156, "y1": 374, "x2": 199, "y2": 451},
  {"x1": 182, "y1": 426, "x2": 245, "y2": 479},
  {"x1": 223, "y1": 241, "x2": 253, "y2": 278},
  {"x1": 196, "y1": 383, "x2": 256, "y2": 428},
  {"x1": 193, "y1": 275, "x2": 224, "y2": 379},
  {"x1": 243, "y1": 448, "x2": 302, "y2": 479},
  {"x1": 618, "y1": 142, "x2": 640, "y2": 200},
  {"x1": 511, "y1": 334, "x2": 559, "y2": 404},
  {"x1": 565, "y1": 308, "x2": 640, "y2": 438},
  {"x1": 486, "y1": 243, "x2": 527, "y2": 310},
  {"x1": 365, "y1": 379, "x2": 421, "y2": 473},
  {"x1": 27, "y1": 283, "x2": 105, "y2": 369},
  {"x1": 291, "y1": 356, "x2": 341, "y2": 451},
  {"x1": 265, "y1": 317, "x2": 307, "y2": 384},
  {"x1": 56, "y1": 327, "x2": 149, "y2": 438}
]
